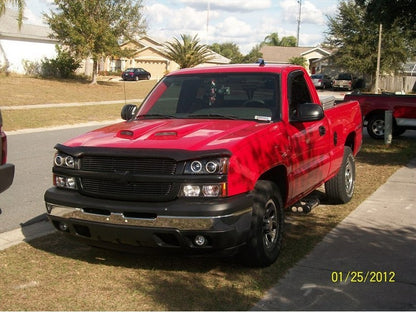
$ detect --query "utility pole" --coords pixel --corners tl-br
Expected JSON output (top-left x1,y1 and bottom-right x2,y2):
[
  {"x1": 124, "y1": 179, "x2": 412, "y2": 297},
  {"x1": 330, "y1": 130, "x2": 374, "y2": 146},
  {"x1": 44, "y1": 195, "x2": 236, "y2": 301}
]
[
  {"x1": 296, "y1": 0, "x2": 302, "y2": 47},
  {"x1": 375, "y1": 23, "x2": 382, "y2": 94},
  {"x1": 206, "y1": 0, "x2": 210, "y2": 33}
]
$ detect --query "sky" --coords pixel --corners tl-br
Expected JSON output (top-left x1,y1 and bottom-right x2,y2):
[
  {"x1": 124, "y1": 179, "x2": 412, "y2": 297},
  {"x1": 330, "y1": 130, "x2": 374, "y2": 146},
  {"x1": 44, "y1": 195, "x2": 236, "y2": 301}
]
[{"x1": 22, "y1": 0, "x2": 339, "y2": 54}]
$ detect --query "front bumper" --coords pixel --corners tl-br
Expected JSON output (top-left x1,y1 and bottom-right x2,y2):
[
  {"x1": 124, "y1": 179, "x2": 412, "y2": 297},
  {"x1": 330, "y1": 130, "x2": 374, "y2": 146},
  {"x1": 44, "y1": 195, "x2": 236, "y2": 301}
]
[
  {"x1": 44, "y1": 188, "x2": 253, "y2": 254},
  {"x1": 0, "y1": 163, "x2": 14, "y2": 193}
]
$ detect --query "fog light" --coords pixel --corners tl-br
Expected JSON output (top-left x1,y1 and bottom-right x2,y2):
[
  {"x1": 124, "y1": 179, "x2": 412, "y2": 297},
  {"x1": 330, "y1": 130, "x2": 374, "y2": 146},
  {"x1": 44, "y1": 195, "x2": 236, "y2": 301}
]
[
  {"x1": 66, "y1": 177, "x2": 77, "y2": 189},
  {"x1": 194, "y1": 235, "x2": 206, "y2": 246},
  {"x1": 55, "y1": 176, "x2": 66, "y2": 187},
  {"x1": 202, "y1": 184, "x2": 221, "y2": 197},
  {"x1": 183, "y1": 185, "x2": 201, "y2": 197},
  {"x1": 58, "y1": 222, "x2": 69, "y2": 232}
]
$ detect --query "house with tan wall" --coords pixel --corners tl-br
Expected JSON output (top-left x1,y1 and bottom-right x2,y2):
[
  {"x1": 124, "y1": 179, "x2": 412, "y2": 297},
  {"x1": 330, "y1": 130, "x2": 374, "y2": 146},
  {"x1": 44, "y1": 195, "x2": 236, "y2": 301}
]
[
  {"x1": 260, "y1": 46, "x2": 332, "y2": 75},
  {"x1": 101, "y1": 36, "x2": 230, "y2": 80}
]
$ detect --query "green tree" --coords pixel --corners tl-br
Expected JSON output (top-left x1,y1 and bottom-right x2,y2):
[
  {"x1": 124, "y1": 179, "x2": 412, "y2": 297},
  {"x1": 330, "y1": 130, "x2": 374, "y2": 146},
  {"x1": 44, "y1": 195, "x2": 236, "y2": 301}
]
[
  {"x1": 0, "y1": 0, "x2": 25, "y2": 29},
  {"x1": 164, "y1": 34, "x2": 212, "y2": 69},
  {"x1": 241, "y1": 44, "x2": 263, "y2": 63},
  {"x1": 356, "y1": 0, "x2": 416, "y2": 40},
  {"x1": 289, "y1": 56, "x2": 307, "y2": 68},
  {"x1": 263, "y1": 32, "x2": 297, "y2": 47},
  {"x1": 325, "y1": 0, "x2": 411, "y2": 89},
  {"x1": 209, "y1": 42, "x2": 243, "y2": 63},
  {"x1": 263, "y1": 32, "x2": 280, "y2": 46},
  {"x1": 44, "y1": 0, "x2": 146, "y2": 84},
  {"x1": 279, "y1": 36, "x2": 297, "y2": 47}
]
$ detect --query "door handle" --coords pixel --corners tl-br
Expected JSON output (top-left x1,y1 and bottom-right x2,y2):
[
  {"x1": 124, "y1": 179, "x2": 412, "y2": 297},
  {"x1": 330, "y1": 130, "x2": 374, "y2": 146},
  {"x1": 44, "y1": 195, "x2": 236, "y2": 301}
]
[{"x1": 319, "y1": 126, "x2": 326, "y2": 136}]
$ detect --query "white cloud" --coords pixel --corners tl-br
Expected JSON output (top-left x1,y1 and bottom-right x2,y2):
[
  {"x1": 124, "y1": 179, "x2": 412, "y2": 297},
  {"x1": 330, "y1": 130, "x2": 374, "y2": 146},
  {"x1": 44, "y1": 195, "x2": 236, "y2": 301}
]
[
  {"x1": 22, "y1": 0, "x2": 336, "y2": 55},
  {"x1": 214, "y1": 16, "x2": 252, "y2": 38},
  {"x1": 180, "y1": 0, "x2": 272, "y2": 12},
  {"x1": 280, "y1": 0, "x2": 325, "y2": 26}
]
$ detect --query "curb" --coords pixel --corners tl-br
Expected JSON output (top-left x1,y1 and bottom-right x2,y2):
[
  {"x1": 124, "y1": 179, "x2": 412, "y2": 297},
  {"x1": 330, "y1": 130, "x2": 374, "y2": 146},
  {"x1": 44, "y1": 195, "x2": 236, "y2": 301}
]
[
  {"x1": 0, "y1": 99, "x2": 143, "y2": 110},
  {"x1": 0, "y1": 221, "x2": 56, "y2": 251},
  {"x1": 6, "y1": 119, "x2": 123, "y2": 136}
]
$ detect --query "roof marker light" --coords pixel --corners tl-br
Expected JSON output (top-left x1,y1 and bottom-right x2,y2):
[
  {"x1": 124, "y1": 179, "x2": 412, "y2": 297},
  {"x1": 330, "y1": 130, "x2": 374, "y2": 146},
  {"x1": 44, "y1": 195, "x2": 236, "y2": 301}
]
[{"x1": 257, "y1": 58, "x2": 265, "y2": 66}]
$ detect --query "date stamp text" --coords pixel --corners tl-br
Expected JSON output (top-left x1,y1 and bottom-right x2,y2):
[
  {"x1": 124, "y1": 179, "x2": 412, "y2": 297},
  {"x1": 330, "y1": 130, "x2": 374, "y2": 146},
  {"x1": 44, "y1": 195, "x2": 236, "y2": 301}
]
[{"x1": 331, "y1": 271, "x2": 396, "y2": 283}]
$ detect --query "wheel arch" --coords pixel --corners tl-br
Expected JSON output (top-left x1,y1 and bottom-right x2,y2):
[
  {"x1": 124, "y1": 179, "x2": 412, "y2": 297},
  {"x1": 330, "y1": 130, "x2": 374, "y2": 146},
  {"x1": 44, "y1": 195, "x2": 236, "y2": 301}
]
[
  {"x1": 258, "y1": 165, "x2": 288, "y2": 206},
  {"x1": 364, "y1": 109, "x2": 386, "y2": 123},
  {"x1": 345, "y1": 131, "x2": 357, "y2": 154}
]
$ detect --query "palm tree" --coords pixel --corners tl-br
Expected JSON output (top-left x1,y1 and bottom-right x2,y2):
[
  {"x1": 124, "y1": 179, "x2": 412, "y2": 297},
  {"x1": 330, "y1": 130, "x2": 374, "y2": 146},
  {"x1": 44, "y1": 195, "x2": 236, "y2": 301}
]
[
  {"x1": 263, "y1": 32, "x2": 280, "y2": 46},
  {"x1": 163, "y1": 34, "x2": 212, "y2": 69},
  {"x1": 0, "y1": 0, "x2": 26, "y2": 29}
]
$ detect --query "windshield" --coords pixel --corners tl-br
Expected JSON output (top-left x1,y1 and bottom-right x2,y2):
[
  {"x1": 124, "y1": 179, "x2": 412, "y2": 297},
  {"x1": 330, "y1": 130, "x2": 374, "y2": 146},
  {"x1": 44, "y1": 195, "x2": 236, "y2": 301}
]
[
  {"x1": 138, "y1": 73, "x2": 280, "y2": 122},
  {"x1": 336, "y1": 73, "x2": 352, "y2": 80}
]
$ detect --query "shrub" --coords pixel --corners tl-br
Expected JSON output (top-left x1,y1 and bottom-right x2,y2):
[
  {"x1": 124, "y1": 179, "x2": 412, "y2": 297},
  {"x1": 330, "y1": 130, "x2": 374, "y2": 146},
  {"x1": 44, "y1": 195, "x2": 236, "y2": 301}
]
[
  {"x1": 41, "y1": 46, "x2": 81, "y2": 78},
  {"x1": 23, "y1": 60, "x2": 41, "y2": 76}
]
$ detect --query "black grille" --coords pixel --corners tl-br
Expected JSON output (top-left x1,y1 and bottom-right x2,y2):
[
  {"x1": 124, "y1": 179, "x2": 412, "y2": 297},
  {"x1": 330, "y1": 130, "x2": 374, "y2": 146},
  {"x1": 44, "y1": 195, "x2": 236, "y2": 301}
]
[
  {"x1": 79, "y1": 156, "x2": 178, "y2": 201},
  {"x1": 80, "y1": 178, "x2": 178, "y2": 201},
  {"x1": 81, "y1": 156, "x2": 177, "y2": 175}
]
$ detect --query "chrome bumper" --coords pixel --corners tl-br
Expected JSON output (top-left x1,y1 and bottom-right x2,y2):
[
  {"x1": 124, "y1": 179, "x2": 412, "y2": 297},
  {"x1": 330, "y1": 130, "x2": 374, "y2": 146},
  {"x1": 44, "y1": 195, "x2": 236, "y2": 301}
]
[{"x1": 46, "y1": 203, "x2": 252, "y2": 231}]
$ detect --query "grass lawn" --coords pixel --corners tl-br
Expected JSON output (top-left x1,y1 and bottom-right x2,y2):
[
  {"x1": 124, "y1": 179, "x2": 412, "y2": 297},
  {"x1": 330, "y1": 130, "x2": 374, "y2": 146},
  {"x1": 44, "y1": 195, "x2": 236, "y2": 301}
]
[
  {"x1": 0, "y1": 74, "x2": 156, "y2": 106},
  {"x1": 0, "y1": 75, "x2": 156, "y2": 131}
]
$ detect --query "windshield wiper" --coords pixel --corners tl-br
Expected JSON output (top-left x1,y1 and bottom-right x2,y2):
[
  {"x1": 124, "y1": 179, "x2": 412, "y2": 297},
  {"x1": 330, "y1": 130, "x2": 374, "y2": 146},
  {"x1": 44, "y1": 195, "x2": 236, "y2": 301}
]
[
  {"x1": 136, "y1": 114, "x2": 177, "y2": 119},
  {"x1": 188, "y1": 113, "x2": 238, "y2": 120}
]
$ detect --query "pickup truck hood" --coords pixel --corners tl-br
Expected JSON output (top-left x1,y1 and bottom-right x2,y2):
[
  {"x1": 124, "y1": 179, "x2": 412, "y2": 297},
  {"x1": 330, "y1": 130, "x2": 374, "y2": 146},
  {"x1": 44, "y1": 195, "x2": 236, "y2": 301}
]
[{"x1": 64, "y1": 119, "x2": 271, "y2": 151}]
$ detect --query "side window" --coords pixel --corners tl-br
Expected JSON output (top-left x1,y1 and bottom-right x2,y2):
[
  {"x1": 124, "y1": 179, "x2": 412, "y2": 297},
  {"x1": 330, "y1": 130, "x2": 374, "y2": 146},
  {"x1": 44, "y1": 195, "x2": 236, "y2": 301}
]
[{"x1": 288, "y1": 71, "x2": 312, "y2": 120}]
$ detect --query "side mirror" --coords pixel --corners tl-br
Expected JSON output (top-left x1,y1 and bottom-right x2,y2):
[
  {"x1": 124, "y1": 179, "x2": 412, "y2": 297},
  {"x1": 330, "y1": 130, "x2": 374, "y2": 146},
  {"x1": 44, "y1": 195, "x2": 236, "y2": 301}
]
[
  {"x1": 292, "y1": 103, "x2": 324, "y2": 122},
  {"x1": 121, "y1": 104, "x2": 138, "y2": 121}
]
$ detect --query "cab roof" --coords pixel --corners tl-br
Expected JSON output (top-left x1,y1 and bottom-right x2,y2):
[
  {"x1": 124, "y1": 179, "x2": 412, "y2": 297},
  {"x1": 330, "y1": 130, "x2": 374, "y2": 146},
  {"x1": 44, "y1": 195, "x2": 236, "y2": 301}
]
[{"x1": 166, "y1": 63, "x2": 304, "y2": 76}]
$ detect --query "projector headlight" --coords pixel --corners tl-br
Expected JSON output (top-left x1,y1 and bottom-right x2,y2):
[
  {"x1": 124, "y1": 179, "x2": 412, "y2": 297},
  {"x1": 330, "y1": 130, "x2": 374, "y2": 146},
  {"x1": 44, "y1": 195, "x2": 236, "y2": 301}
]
[
  {"x1": 54, "y1": 152, "x2": 79, "y2": 169},
  {"x1": 184, "y1": 157, "x2": 228, "y2": 175}
]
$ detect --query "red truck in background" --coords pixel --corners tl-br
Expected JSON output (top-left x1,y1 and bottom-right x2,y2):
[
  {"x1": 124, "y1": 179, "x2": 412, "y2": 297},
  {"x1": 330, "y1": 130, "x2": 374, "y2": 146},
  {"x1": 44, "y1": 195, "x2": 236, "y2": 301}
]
[
  {"x1": 345, "y1": 92, "x2": 416, "y2": 139},
  {"x1": 44, "y1": 64, "x2": 362, "y2": 267},
  {"x1": 0, "y1": 109, "x2": 15, "y2": 194}
]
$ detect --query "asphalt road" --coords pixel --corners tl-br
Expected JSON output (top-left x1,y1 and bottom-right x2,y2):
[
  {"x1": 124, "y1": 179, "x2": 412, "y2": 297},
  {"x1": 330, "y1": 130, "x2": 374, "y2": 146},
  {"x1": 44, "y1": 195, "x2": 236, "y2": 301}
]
[{"x1": 0, "y1": 123, "x2": 114, "y2": 233}]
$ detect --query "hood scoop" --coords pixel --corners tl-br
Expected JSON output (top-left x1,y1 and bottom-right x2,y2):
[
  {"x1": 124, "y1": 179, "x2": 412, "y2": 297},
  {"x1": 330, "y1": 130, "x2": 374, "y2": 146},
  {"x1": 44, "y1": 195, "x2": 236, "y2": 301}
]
[
  {"x1": 116, "y1": 129, "x2": 179, "y2": 140},
  {"x1": 117, "y1": 130, "x2": 135, "y2": 139},
  {"x1": 151, "y1": 131, "x2": 178, "y2": 139}
]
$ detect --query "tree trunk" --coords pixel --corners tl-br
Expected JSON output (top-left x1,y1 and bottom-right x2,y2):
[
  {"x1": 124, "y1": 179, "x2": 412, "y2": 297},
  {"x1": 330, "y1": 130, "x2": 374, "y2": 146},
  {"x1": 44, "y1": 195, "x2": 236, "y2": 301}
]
[{"x1": 90, "y1": 58, "x2": 98, "y2": 85}]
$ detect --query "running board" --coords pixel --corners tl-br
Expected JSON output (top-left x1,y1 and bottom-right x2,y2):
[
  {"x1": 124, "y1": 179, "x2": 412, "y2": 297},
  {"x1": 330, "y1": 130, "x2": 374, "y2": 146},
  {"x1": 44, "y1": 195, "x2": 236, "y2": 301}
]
[{"x1": 291, "y1": 198, "x2": 320, "y2": 213}]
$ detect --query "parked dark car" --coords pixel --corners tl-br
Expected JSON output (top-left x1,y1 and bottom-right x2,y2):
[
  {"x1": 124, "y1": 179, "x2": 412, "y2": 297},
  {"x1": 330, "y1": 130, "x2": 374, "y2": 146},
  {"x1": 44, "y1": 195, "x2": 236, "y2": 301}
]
[
  {"x1": 333, "y1": 73, "x2": 356, "y2": 91},
  {"x1": 311, "y1": 74, "x2": 332, "y2": 89},
  {"x1": 0, "y1": 109, "x2": 14, "y2": 194},
  {"x1": 122, "y1": 68, "x2": 151, "y2": 81}
]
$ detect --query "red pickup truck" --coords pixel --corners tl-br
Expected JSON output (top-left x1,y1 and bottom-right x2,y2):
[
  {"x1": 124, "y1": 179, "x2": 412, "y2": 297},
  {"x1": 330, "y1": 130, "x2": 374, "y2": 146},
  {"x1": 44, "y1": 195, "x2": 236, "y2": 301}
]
[
  {"x1": 0, "y1": 109, "x2": 14, "y2": 194},
  {"x1": 345, "y1": 92, "x2": 416, "y2": 139},
  {"x1": 44, "y1": 64, "x2": 362, "y2": 267}
]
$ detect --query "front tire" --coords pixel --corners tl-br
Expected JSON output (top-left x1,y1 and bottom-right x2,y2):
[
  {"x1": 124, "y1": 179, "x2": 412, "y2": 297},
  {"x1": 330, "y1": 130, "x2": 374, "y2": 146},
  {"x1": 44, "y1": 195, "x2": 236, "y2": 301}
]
[
  {"x1": 325, "y1": 146, "x2": 355, "y2": 204},
  {"x1": 242, "y1": 181, "x2": 284, "y2": 267}
]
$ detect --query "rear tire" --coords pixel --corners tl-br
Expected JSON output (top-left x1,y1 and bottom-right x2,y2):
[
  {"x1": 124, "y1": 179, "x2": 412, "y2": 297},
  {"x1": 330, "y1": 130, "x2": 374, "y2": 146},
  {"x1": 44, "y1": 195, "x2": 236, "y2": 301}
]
[
  {"x1": 367, "y1": 113, "x2": 407, "y2": 139},
  {"x1": 367, "y1": 113, "x2": 385, "y2": 139},
  {"x1": 241, "y1": 181, "x2": 284, "y2": 267},
  {"x1": 325, "y1": 146, "x2": 355, "y2": 204}
]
